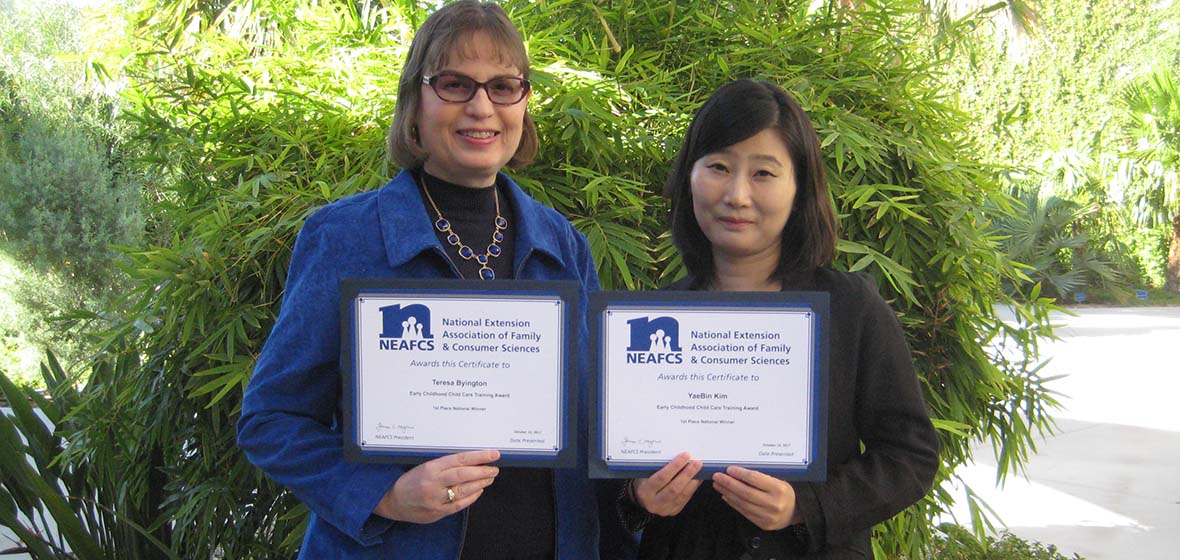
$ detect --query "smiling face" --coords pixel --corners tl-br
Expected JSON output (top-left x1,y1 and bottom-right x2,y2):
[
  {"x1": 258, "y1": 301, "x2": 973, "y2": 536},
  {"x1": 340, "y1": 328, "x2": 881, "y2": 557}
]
[
  {"x1": 416, "y1": 32, "x2": 529, "y2": 187},
  {"x1": 690, "y1": 128, "x2": 798, "y2": 265}
]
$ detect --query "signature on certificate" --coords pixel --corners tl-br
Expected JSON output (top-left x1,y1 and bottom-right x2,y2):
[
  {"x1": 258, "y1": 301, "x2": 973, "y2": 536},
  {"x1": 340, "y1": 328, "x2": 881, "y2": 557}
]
[
  {"x1": 376, "y1": 423, "x2": 415, "y2": 433},
  {"x1": 620, "y1": 436, "x2": 664, "y2": 449}
]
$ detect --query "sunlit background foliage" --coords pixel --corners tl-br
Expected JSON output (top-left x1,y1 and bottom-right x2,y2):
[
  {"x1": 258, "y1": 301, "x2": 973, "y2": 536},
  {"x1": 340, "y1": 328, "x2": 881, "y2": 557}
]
[
  {"x1": 1, "y1": 0, "x2": 1177, "y2": 558},
  {"x1": 947, "y1": 0, "x2": 1180, "y2": 294}
]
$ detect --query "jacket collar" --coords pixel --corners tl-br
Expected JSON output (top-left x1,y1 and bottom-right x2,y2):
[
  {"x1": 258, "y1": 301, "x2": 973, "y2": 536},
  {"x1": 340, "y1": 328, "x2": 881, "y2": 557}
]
[{"x1": 377, "y1": 169, "x2": 566, "y2": 272}]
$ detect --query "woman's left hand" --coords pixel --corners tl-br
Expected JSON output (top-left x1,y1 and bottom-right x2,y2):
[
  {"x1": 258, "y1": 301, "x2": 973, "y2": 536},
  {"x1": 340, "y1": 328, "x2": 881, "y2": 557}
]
[{"x1": 712, "y1": 465, "x2": 803, "y2": 531}]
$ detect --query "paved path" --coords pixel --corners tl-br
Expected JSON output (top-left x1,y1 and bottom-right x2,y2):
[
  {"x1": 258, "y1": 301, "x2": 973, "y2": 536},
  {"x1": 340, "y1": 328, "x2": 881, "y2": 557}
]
[{"x1": 945, "y1": 306, "x2": 1180, "y2": 559}]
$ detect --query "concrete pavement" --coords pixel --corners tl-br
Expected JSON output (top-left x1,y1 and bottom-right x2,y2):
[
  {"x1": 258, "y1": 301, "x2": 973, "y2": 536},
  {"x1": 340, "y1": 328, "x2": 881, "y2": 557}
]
[{"x1": 945, "y1": 306, "x2": 1180, "y2": 559}]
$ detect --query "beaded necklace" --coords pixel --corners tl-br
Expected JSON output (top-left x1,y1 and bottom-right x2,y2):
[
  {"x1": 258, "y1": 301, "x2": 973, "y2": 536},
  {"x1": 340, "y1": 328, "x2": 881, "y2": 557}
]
[{"x1": 418, "y1": 174, "x2": 507, "y2": 280}]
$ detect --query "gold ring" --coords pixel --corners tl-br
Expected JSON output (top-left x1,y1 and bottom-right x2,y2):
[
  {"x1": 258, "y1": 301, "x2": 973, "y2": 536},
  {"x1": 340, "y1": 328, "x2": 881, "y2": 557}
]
[{"x1": 446, "y1": 487, "x2": 456, "y2": 504}]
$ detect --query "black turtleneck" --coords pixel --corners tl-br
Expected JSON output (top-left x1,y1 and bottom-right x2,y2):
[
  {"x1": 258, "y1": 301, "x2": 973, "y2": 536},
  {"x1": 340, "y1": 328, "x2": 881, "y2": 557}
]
[
  {"x1": 417, "y1": 171, "x2": 517, "y2": 281},
  {"x1": 415, "y1": 170, "x2": 554, "y2": 560}
]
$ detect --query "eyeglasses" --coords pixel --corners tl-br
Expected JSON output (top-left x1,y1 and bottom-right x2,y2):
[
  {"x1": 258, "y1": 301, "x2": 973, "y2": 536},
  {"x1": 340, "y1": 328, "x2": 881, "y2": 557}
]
[{"x1": 422, "y1": 72, "x2": 531, "y2": 105}]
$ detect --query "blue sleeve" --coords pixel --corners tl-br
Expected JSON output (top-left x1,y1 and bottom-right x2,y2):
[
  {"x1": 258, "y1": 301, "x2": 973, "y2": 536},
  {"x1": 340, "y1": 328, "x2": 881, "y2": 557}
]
[
  {"x1": 571, "y1": 225, "x2": 641, "y2": 559},
  {"x1": 569, "y1": 221, "x2": 601, "y2": 406},
  {"x1": 237, "y1": 211, "x2": 404, "y2": 546},
  {"x1": 571, "y1": 222, "x2": 601, "y2": 410}
]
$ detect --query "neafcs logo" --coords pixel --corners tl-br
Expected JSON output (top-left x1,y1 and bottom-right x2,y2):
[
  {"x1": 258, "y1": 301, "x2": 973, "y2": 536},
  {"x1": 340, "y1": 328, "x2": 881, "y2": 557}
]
[
  {"x1": 626, "y1": 316, "x2": 683, "y2": 364},
  {"x1": 378, "y1": 303, "x2": 436, "y2": 351}
]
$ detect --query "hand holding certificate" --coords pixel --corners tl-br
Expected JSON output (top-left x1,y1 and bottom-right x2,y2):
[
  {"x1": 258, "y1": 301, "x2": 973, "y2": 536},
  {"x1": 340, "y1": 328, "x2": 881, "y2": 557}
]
[
  {"x1": 632, "y1": 452, "x2": 703, "y2": 516},
  {"x1": 711, "y1": 465, "x2": 804, "y2": 530},
  {"x1": 590, "y1": 291, "x2": 829, "y2": 481},
  {"x1": 372, "y1": 449, "x2": 501, "y2": 523},
  {"x1": 342, "y1": 279, "x2": 579, "y2": 468}
]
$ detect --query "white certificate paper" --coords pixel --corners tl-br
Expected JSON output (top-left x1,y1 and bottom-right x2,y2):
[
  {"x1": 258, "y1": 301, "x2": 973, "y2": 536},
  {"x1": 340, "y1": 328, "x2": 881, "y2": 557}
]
[
  {"x1": 592, "y1": 293, "x2": 829, "y2": 480},
  {"x1": 342, "y1": 280, "x2": 576, "y2": 466}
]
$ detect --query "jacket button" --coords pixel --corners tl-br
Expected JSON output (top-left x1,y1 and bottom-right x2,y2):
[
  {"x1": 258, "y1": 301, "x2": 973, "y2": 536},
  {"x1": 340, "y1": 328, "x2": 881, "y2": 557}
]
[{"x1": 750, "y1": 536, "x2": 762, "y2": 549}]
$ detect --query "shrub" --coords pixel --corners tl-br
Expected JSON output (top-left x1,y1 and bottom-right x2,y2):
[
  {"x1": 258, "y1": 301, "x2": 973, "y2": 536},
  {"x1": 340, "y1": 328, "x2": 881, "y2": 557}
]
[
  {"x1": 0, "y1": 111, "x2": 140, "y2": 287},
  {"x1": 0, "y1": 100, "x2": 141, "y2": 384},
  {"x1": 994, "y1": 189, "x2": 1126, "y2": 300},
  {"x1": 0, "y1": 252, "x2": 43, "y2": 386},
  {"x1": 0, "y1": 3, "x2": 142, "y2": 384},
  {"x1": 927, "y1": 524, "x2": 1085, "y2": 560}
]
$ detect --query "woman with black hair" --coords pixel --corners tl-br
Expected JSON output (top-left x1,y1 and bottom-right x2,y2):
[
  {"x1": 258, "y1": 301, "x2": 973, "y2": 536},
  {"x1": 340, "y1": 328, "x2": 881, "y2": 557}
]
[{"x1": 620, "y1": 79, "x2": 940, "y2": 559}]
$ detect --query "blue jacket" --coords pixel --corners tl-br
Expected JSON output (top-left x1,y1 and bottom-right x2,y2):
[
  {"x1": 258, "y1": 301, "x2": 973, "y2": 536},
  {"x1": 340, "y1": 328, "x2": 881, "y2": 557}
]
[{"x1": 238, "y1": 170, "x2": 606, "y2": 559}]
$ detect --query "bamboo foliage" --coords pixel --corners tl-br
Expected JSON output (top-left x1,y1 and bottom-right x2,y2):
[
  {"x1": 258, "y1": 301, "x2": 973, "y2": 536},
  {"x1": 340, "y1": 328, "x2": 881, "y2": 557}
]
[
  {"x1": 0, "y1": 0, "x2": 1060, "y2": 557},
  {"x1": 0, "y1": 353, "x2": 178, "y2": 559}
]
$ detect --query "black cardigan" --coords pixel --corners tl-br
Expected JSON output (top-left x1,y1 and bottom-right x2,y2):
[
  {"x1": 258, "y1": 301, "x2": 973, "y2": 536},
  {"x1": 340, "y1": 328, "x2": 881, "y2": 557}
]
[{"x1": 637, "y1": 268, "x2": 940, "y2": 560}]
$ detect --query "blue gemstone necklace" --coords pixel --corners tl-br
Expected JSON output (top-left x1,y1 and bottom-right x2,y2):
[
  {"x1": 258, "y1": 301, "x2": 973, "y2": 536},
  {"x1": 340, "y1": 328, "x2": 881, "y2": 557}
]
[{"x1": 419, "y1": 176, "x2": 507, "y2": 280}]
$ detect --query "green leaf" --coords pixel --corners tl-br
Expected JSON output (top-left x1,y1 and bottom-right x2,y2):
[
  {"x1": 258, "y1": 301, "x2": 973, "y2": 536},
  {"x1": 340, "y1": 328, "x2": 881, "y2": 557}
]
[{"x1": 0, "y1": 371, "x2": 56, "y2": 472}]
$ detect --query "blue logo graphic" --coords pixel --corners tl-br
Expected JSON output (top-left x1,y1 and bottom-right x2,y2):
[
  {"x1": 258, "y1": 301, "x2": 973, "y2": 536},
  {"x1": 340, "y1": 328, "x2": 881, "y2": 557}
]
[
  {"x1": 378, "y1": 303, "x2": 435, "y2": 351},
  {"x1": 627, "y1": 316, "x2": 682, "y2": 352},
  {"x1": 626, "y1": 316, "x2": 683, "y2": 364}
]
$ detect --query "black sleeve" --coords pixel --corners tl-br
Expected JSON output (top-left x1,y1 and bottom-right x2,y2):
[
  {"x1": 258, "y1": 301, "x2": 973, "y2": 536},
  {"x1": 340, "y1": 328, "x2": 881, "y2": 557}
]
[{"x1": 788, "y1": 274, "x2": 940, "y2": 552}]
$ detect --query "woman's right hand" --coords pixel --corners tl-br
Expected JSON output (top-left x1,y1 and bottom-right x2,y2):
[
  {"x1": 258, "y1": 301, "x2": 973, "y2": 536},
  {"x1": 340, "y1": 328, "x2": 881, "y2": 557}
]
[
  {"x1": 373, "y1": 449, "x2": 501, "y2": 524},
  {"x1": 633, "y1": 452, "x2": 703, "y2": 516}
]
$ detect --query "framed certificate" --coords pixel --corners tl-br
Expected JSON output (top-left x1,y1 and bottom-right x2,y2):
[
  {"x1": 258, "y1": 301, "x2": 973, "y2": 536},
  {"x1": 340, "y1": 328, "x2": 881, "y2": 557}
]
[
  {"x1": 341, "y1": 279, "x2": 579, "y2": 468},
  {"x1": 589, "y1": 291, "x2": 829, "y2": 480}
]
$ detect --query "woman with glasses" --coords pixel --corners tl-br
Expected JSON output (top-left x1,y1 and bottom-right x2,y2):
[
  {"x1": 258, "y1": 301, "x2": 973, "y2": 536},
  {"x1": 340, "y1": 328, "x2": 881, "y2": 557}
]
[
  {"x1": 238, "y1": 2, "x2": 609, "y2": 558},
  {"x1": 616, "y1": 79, "x2": 940, "y2": 559}
]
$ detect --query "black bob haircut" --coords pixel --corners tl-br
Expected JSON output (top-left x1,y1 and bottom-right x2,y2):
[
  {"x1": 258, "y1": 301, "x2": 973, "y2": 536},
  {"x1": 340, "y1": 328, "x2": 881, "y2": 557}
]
[{"x1": 665, "y1": 79, "x2": 838, "y2": 286}]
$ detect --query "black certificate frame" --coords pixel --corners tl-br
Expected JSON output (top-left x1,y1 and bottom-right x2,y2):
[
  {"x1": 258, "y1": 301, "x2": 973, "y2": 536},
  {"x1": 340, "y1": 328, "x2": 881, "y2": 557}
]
[
  {"x1": 589, "y1": 290, "x2": 830, "y2": 481},
  {"x1": 341, "y1": 278, "x2": 580, "y2": 468}
]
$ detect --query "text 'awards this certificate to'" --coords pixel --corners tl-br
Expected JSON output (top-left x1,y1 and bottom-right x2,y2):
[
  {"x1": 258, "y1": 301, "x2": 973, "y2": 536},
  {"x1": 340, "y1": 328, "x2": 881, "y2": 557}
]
[
  {"x1": 341, "y1": 279, "x2": 578, "y2": 467},
  {"x1": 590, "y1": 291, "x2": 829, "y2": 480}
]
